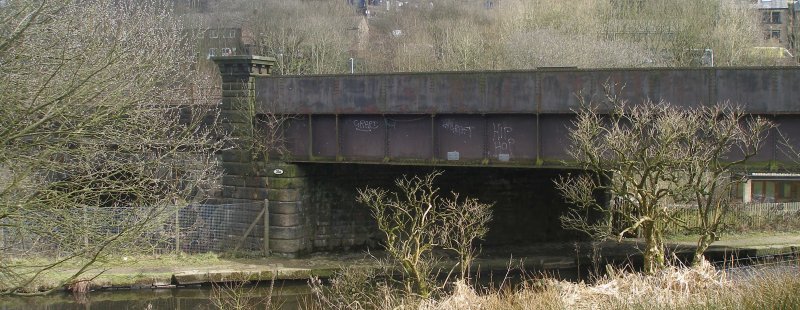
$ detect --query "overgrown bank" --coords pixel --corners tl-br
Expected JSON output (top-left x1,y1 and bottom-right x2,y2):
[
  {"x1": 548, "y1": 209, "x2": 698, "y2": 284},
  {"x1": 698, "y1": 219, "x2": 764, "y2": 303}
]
[{"x1": 307, "y1": 259, "x2": 800, "y2": 310}]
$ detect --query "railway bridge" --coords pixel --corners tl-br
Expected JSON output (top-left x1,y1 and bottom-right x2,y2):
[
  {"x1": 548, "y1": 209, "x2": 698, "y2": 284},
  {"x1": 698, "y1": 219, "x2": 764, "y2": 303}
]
[{"x1": 211, "y1": 55, "x2": 800, "y2": 257}]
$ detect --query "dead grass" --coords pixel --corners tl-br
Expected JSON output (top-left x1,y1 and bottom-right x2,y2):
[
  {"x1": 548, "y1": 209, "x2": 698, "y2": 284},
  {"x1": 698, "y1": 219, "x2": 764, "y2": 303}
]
[{"x1": 309, "y1": 259, "x2": 800, "y2": 310}]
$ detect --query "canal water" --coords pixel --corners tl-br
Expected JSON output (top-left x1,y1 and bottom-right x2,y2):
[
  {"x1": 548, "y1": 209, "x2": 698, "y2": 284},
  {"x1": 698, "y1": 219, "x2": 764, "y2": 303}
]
[{"x1": 0, "y1": 282, "x2": 310, "y2": 310}]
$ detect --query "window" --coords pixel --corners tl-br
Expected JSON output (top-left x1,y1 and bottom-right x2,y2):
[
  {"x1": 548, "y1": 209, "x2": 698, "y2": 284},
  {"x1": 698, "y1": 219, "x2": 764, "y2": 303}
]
[
  {"x1": 762, "y1": 11, "x2": 782, "y2": 24},
  {"x1": 223, "y1": 29, "x2": 236, "y2": 38},
  {"x1": 207, "y1": 48, "x2": 217, "y2": 59},
  {"x1": 771, "y1": 30, "x2": 782, "y2": 42},
  {"x1": 749, "y1": 180, "x2": 800, "y2": 203},
  {"x1": 209, "y1": 30, "x2": 218, "y2": 38}
]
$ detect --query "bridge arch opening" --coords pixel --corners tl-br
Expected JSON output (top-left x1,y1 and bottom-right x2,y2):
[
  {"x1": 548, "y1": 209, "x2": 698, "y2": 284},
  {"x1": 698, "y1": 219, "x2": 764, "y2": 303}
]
[{"x1": 297, "y1": 163, "x2": 589, "y2": 252}]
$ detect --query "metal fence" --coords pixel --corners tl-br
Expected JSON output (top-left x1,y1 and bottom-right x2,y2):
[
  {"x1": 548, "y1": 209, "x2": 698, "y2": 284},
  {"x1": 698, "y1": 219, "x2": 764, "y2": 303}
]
[
  {"x1": 165, "y1": 201, "x2": 270, "y2": 255},
  {"x1": 0, "y1": 201, "x2": 270, "y2": 258}
]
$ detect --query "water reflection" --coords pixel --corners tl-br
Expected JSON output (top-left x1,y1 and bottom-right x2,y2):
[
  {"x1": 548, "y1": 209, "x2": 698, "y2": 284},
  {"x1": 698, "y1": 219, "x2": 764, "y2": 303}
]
[{"x1": 0, "y1": 283, "x2": 310, "y2": 310}]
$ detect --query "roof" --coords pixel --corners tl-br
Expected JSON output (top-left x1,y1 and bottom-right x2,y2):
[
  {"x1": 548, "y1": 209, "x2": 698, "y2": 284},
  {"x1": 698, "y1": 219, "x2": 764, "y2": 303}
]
[
  {"x1": 754, "y1": 0, "x2": 790, "y2": 10},
  {"x1": 747, "y1": 173, "x2": 800, "y2": 180}
]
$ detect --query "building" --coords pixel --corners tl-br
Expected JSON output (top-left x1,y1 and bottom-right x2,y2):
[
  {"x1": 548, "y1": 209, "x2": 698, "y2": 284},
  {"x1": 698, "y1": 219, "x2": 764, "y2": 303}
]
[
  {"x1": 181, "y1": 13, "x2": 255, "y2": 73},
  {"x1": 794, "y1": 1, "x2": 800, "y2": 52},
  {"x1": 754, "y1": 0, "x2": 793, "y2": 49},
  {"x1": 738, "y1": 173, "x2": 800, "y2": 203}
]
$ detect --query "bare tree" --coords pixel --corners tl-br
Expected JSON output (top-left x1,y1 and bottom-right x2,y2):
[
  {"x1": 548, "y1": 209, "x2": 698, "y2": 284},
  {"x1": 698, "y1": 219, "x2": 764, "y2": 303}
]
[
  {"x1": 440, "y1": 193, "x2": 492, "y2": 282},
  {"x1": 356, "y1": 171, "x2": 493, "y2": 298},
  {"x1": 0, "y1": 0, "x2": 226, "y2": 294},
  {"x1": 678, "y1": 105, "x2": 772, "y2": 265},
  {"x1": 556, "y1": 84, "x2": 771, "y2": 273}
]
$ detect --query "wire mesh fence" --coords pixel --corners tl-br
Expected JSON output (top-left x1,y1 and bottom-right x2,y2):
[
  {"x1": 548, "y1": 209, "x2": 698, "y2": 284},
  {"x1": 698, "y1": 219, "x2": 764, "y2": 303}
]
[
  {"x1": 165, "y1": 201, "x2": 269, "y2": 255},
  {"x1": 0, "y1": 201, "x2": 269, "y2": 258}
]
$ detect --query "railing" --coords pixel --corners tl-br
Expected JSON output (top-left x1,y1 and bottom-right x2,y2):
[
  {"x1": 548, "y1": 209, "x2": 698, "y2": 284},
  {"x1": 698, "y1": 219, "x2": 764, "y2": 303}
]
[{"x1": 665, "y1": 202, "x2": 800, "y2": 233}]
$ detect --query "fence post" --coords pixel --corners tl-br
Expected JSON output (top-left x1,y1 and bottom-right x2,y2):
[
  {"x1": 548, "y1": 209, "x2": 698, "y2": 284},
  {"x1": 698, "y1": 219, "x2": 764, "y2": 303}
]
[
  {"x1": 175, "y1": 205, "x2": 180, "y2": 254},
  {"x1": 264, "y1": 199, "x2": 270, "y2": 256},
  {"x1": 83, "y1": 206, "x2": 89, "y2": 249}
]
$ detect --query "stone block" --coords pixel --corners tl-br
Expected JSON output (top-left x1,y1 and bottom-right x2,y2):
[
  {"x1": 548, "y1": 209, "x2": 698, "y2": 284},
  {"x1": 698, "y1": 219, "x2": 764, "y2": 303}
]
[
  {"x1": 270, "y1": 239, "x2": 305, "y2": 254},
  {"x1": 265, "y1": 163, "x2": 306, "y2": 177},
  {"x1": 242, "y1": 176, "x2": 269, "y2": 188},
  {"x1": 267, "y1": 177, "x2": 306, "y2": 189},
  {"x1": 220, "y1": 122, "x2": 252, "y2": 138},
  {"x1": 327, "y1": 238, "x2": 342, "y2": 248},
  {"x1": 270, "y1": 213, "x2": 302, "y2": 227},
  {"x1": 218, "y1": 150, "x2": 251, "y2": 163},
  {"x1": 221, "y1": 82, "x2": 251, "y2": 91},
  {"x1": 221, "y1": 186, "x2": 238, "y2": 199},
  {"x1": 267, "y1": 188, "x2": 302, "y2": 202},
  {"x1": 221, "y1": 176, "x2": 245, "y2": 187},
  {"x1": 268, "y1": 201, "x2": 302, "y2": 214},
  {"x1": 222, "y1": 89, "x2": 251, "y2": 98},
  {"x1": 313, "y1": 239, "x2": 328, "y2": 248},
  {"x1": 222, "y1": 162, "x2": 267, "y2": 177},
  {"x1": 270, "y1": 226, "x2": 305, "y2": 240},
  {"x1": 233, "y1": 187, "x2": 269, "y2": 200}
]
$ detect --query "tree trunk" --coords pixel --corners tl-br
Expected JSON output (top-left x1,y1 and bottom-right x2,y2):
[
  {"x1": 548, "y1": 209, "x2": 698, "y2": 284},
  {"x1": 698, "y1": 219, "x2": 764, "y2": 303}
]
[
  {"x1": 642, "y1": 221, "x2": 665, "y2": 274},
  {"x1": 692, "y1": 233, "x2": 714, "y2": 266}
]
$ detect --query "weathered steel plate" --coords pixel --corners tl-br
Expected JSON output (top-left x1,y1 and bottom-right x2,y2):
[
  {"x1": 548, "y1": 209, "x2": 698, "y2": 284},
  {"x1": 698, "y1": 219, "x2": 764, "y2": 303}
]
[
  {"x1": 538, "y1": 69, "x2": 711, "y2": 113},
  {"x1": 311, "y1": 115, "x2": 337, "y2": 158},
  {"x1": 336, "y1": 76, "x2": 384, "y2": 114},
  {"x1": 340, "y1": 115, "x2": 386, "y2": 159},
  {"x1": 436, "y1": 115, "x2": 486, "y2": 161},
  {"x1": 539, "y1": 114, "x2": 575, "y2": 161},
  {"x1": 775, "y1": 115, "x2": 800, "y2": 164},
  {"x1": 429, "y1": 73, "x2": 486, "y2": 113},
  {"x1": 387, "y1": 115, "x2": 433, "y2": 159},
  {"x1": 385, "y1": 75, "x2": 430, "y2": 113},
  {"x1": 484, "y1": 72, "x2": 537, "y2": 113},
  {"x1": 259, "y1": 68, "x2": 799, "y2": 115},
  {"x1": 486, "y1": 115, "x2": 537, "y2": 162},
  {"x1": 716, "y1": 69, "x2": 800, "y2": 114},
  {"x1": 283, "y1": 116, "x2": 309, "y2": 160}
]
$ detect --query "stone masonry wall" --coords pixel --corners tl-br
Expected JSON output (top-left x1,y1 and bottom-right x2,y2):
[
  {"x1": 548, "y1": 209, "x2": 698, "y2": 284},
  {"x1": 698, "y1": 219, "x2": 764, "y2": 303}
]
[{"x1": 208, "y1": 56, "x2": 312, "y2": 257}]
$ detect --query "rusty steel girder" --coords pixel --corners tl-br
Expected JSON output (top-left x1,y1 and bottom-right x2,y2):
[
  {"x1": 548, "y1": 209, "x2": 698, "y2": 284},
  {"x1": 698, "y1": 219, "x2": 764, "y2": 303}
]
[
  {"x1": 278, "y1": 114, "x2": 800, "y2": 167},
  {"x1": 263, "y1": 67, "x2": 800, "y2": 167}
]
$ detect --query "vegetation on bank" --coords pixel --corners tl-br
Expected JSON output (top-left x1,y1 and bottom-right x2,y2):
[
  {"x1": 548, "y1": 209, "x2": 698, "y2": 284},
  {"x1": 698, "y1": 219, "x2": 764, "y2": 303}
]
[
  {"x1": 188, "y1": 0, "x2": 781, "y2": 75},
  {"x1": 304, "y1": 258, "x2": 800, "y2": 310}
]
